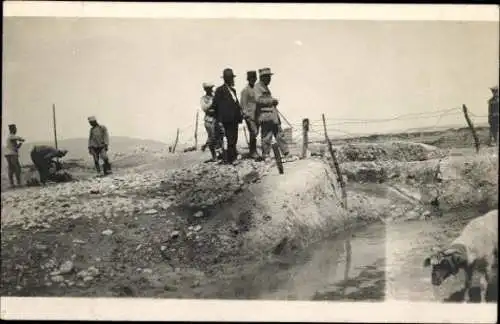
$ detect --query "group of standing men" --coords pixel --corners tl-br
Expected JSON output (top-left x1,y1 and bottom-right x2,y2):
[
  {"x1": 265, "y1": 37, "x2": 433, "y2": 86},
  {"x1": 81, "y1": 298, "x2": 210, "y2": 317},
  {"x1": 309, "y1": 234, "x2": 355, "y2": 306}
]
[
  {"x1": 200, "y1": 67, "x2": 290, "y2": 165},
  {"x1": 3, "y1": 116, "x2": 112, "y2": 188}
]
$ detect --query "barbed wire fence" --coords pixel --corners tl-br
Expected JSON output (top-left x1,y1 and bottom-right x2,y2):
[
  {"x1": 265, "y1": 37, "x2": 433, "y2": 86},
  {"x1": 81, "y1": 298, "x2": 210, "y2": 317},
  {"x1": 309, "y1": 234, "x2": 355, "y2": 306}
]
[{"x1": 170, "y1": 106, "x2": 491, "y2": 154}]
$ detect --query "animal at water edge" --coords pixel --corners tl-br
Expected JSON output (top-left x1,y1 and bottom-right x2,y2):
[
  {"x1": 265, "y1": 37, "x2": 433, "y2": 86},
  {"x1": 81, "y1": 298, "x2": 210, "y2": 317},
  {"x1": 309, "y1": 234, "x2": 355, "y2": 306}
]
[{"x1": 423, "y1": 209, "x2": 498, "y2": 303}]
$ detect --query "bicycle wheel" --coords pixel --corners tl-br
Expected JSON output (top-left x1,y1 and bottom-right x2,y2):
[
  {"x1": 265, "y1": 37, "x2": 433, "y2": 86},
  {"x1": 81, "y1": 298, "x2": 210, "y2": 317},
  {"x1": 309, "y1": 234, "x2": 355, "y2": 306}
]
[{"x1": 272, "y1": 143, "x2": 284, "y2": 175}]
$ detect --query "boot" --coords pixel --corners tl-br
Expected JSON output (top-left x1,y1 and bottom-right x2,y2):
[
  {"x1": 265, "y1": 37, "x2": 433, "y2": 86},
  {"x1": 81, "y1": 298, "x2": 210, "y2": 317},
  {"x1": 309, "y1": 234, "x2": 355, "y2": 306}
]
[{"x1": 209, "y1": 147, "x2": 217, "y2": 162}]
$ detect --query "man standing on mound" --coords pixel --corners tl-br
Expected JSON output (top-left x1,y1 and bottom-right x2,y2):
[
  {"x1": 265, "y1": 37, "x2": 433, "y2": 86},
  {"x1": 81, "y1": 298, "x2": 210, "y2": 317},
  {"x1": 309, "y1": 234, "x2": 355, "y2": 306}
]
[
  {"x1": 212, "y1": 68, "x2": 244, "y2": 165},
  {"x1": 254, "y1": 67, "x2": 290, "y2": 162},
  {"x1": 87, "y1": 116, "x2": 112, "y2": 175}
]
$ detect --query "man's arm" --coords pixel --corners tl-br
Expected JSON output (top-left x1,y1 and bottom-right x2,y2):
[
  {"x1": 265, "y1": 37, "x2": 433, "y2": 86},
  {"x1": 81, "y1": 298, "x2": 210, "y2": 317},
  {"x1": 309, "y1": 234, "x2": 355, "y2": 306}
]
[
  {"x1": 43, "y1": 148, "x2": 59, "y2": 161},
  {"x1": 240, "y1": 88, "x2": 249, "y2": 117},
  {"x1": 101, "y1": 125, "x2": 110, "y2": 147},
  {"x1": 200, "y1": 97, "x2": 212, "y2": 113},
  {"x1": 212, "y1": 87, "x2": 222, "y2": 121}
]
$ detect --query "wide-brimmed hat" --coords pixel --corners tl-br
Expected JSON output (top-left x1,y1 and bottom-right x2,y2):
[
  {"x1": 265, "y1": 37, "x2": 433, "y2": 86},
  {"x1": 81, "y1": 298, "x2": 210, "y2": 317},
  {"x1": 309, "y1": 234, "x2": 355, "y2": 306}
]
[
  {"x1": 247, "y1": 71, "x2": 257, "y2": 79},
  {"x1": 490, "y1": 85, "x2": 499, "y2": 92},
  {"x1": 202, "y1": 82, "x2": 214, "y2": 89},
  {"x1": 88, "y1": 116, "x2": 97, "y2": 122},
  {"x1": 258, "y1": 68, "x2": 274, "y2": 77},
  {"x1": 222, "y1": 68, "x2": 236, "y2": 79},
  {"x1": 8, "y1": 124, "x2": 16, "y2": 128}
]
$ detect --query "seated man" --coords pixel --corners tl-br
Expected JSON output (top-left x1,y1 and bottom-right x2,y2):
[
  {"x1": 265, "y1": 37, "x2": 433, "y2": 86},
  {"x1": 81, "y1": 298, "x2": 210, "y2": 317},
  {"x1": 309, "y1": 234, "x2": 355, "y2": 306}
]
[{"x1": 30, "y1": 145, "x2": 68, "y2": 185}]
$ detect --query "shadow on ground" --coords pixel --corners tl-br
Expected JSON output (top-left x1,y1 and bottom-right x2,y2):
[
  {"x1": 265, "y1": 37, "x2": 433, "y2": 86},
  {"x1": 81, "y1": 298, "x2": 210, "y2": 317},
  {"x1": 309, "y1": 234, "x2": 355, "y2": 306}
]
[{"x1": 444, "y1": 284, "x2": 498, "y2": 303}]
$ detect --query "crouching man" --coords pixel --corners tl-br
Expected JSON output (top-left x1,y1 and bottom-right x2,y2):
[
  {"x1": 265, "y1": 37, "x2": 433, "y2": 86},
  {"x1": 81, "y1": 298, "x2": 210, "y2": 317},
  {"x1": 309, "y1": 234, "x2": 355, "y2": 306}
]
[
  {"x1": 30, "y1": 145, "x2": 68, "y2": 185},
  {"x1": 88, "y1": 116, "x2": 112, "y2": 175}
]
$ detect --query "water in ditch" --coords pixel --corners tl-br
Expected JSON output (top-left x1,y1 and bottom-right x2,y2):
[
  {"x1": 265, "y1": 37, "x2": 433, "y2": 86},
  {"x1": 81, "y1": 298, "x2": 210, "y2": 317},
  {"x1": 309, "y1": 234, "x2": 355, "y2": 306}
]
[{"x1": 256, "y1": 208, "x2": 497, "y2": 303}]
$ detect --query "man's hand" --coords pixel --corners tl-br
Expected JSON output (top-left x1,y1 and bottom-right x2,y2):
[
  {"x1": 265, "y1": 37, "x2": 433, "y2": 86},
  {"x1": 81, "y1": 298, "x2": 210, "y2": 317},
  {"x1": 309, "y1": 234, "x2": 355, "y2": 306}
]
[
  {"x1": 104, "y1": 145, "x2": 108, "y2": 151},
  {"x1": 272, "y1": 98, "x2": 279, "y2": 106}
]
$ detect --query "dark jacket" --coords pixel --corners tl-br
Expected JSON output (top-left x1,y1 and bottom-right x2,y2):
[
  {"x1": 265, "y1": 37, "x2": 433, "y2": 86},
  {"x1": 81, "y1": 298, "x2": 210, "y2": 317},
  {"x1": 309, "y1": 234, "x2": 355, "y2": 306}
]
[{"x1": 212, "y1": 84, "x2": 243, "y2": 124}]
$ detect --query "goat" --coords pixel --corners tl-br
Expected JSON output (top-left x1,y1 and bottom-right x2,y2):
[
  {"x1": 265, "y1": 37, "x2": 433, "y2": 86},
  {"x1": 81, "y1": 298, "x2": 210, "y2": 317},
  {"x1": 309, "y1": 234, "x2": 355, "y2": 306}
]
[{"x1": 423, "y1": 209, "x2": 498, "y2": 303}]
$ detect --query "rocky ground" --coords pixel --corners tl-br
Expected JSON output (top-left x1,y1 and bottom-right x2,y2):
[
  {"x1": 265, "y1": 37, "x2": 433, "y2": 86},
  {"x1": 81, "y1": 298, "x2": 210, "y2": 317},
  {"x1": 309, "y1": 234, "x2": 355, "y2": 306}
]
[{"x1": 1, "y1": 127, "x2": 498, "y2": 300}]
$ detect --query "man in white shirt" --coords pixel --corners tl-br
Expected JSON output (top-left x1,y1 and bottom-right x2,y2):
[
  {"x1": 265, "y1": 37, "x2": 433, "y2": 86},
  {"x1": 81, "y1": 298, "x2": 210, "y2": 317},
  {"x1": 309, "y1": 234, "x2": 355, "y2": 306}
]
[{"x1": 4, "y1": 124, "x2": 25, "y2": 188}]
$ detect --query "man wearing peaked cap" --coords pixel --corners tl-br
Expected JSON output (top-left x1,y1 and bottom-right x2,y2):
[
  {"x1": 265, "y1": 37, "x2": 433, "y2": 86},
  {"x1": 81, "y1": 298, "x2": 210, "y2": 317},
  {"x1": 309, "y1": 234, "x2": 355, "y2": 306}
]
[
  {"x1": 87, "y1": 116, "x2": 112, "y2": 175},
  {"x1": 200, "y1": 81, "x2": 223, "y2": 160},
  {"x1": 488, "y1": 85, "x2": 499, "y2": 146},
  {"x1": 240, "y1": 70, "x2": 260, "y2": 159},
  {"x1": 254, "y1": 67, "x2": 289, "y2": 161},
  {"x1": 212, "y1": 68, "x2": 244, "y2": 164}
]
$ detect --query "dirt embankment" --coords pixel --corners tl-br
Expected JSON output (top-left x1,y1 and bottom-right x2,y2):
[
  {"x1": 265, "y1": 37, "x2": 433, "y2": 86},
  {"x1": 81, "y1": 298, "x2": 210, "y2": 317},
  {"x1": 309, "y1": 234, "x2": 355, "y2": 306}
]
[{"x1": 1, "y1": 141, "x2": 497, "y2": 299}]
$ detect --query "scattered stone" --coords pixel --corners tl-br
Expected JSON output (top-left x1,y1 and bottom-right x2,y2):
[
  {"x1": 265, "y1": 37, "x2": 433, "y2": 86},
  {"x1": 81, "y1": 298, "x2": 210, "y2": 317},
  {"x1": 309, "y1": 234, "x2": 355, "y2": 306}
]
[
  {"x1": 50, "y1": 270, "x2": 61, "y2": 276},
  {"x1": 95, "y1": 258, "x2": 102, "y2": 262},
  {"x1": 16, "y1": 285, "x2": 22, "y2": 291},
  {"x1": 102, "y1": 229, "x2": 114, "y2": 236},
  {"x1": 59, "y1": 261, "x2": 74, "y2": 274},
  {"x1": 170, "y1": 231, "x2": 180, "y2": 239},
  {"x1": 90, "y1": 189, "x2": 100, "y2": 194},
  {"x1": 35, "y1": 244, "x2": 48, "y2": 251},
  {"x1": 136, "y1": 244, "x2": 143, "y2": 251},
  {"x1": 83, "y1": 276, "x2": 94, "y2": 282},
  {"x1": 144, "y1": 209, "x2": 158, "y2": 215},
  {"x1": 193, "y1": 225, "x2": 202, "y2": 232},
  {"x1": 160, "y1": 246, "x2": 167, "y2": 252},
  {"x1": 143, "y1": 268, "x2": 153, "y2": 274},
  {"x1": 51, "y1": 275, "x2": 65, "y2": 283},
  {"x1": 193, "y1": 211, "x2": 204, "y2": 218},
  {"x1": 72, "y1": 239, "x2": 86, "y2": 244},
  {"x1": 67, "y1": 281, "x2": 75, "y2": 287},
  {"x1": 45, "y1": 282, "x2": 53, "y2": 287},
  {"x1": 77, "y1": 270, "x2": 89, "y2": 279}
]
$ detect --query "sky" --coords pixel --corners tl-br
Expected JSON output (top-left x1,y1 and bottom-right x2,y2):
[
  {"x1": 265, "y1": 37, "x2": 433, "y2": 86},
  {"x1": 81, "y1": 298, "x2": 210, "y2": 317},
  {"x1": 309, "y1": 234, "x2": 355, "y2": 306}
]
[{"x1": 2, "y1": 17, "x2": 499, "y2": 145}]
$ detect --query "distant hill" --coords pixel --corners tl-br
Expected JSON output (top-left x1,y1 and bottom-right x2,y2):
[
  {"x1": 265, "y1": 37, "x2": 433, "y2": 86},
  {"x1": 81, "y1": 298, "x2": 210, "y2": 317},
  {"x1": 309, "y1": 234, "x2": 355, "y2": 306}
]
[{"x1": 1, "y1": 136, "x2": 170, "y2": 165}]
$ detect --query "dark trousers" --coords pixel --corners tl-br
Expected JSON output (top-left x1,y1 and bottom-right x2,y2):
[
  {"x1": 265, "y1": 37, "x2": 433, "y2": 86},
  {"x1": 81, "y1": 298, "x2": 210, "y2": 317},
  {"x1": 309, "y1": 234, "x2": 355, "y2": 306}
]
[
  {"x1": 204, "y1": 120, "x2": 223, "y2": 158},
  {"x1": 5, "y1": 155, "x2": 22, "y2": 186},
  {"x1": 245, "y1": 118, "x2": 260, "y2": 155},
  {"x1": 90, "y1": 146, "x2": 111, "y2": 174},
  {"x1": 489, "y1": 119, "x2": 498, "y2": 145},
  {"x1": 30, "y1": 151, "x2": 51, "y2": 184},
  {"x1": 221, "y1": 122, "x2": 239, "y2": 163}
]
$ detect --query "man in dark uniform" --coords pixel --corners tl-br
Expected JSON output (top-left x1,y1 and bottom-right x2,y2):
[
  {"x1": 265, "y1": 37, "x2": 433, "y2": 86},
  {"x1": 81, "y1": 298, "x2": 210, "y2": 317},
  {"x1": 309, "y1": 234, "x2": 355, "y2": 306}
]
[
  {"x1": 488, "y1": 85, "x2": 499, "y2": 146},
  {"x1": 30, "y1": 145, "x2": 68, "y2": 185},
  {"x1": 212, "y1": 68, "x2": 244, "y2": 164}
]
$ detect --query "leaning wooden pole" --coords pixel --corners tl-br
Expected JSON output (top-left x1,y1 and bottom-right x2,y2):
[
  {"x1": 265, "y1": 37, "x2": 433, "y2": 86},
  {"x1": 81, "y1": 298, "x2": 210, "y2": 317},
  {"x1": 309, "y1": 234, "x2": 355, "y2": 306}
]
[
  {"x1": 242, "y1": 125, "x2": 249, "y2": 146},
  {"x1": 322, "y1": 114, "x2": 347, "y2": 208},
  {"x1": 462, "y1": 104, "x2": 480, "y2": 153},
  {"x1": 172, "y1": 128, "x2": 180, "y2": 153},
  {"x1": 52, "y1": 104, "x2": 58, "y2": 150},
  {"x1": 194, "y1": 111, "x2": 199, "y2": 150}
]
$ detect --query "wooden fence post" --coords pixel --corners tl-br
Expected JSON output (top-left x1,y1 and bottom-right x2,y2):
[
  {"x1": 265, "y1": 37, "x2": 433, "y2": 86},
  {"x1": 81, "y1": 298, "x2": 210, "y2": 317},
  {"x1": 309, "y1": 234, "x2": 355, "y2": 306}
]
[
  {"x1": 462, "y1": 104, "x2": 480, "y2": 153},
  {"x1": 194, "y1": 111, "x2": 199, "y2": 150},
  {"x1": 172, "y1": 128, "x2": 180, "y2": 153},
  {"x1": 302, "y1": 118, "x2": 309, "y2": 159},
  {"x1": 322, "y1": 114, "x2": 347, "y2": 208}
]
